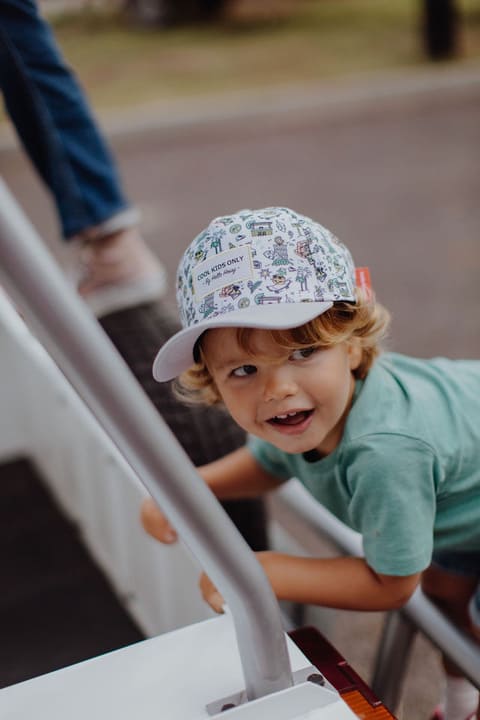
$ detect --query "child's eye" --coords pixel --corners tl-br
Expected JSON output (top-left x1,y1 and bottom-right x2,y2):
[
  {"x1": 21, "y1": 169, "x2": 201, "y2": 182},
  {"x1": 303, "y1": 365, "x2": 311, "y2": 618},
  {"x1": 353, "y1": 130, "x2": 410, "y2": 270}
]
[
  {"x1": 231, "y1": 364, "x2": 257, "y2": 377},
  {"x1": 290, "y1": 347, "x2": 318, "y2": 361}
]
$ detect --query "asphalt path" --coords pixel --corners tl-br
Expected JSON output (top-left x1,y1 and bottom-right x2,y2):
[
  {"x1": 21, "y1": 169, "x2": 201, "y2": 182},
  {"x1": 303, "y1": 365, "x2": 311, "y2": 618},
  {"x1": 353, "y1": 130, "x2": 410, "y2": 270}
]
[
  {"x1": 1, "y1": 64, "x2": 480, "y2": 718},
  {"x1": 2, "y1": 65, "x2": 479, "y2": 361}
]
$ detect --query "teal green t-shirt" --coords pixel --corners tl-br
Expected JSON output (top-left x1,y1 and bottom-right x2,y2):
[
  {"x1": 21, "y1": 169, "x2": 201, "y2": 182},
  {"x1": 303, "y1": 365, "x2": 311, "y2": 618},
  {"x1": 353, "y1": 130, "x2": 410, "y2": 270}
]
[{"x1": 248, "y1": 353, "x2": 480, "y2": 576}]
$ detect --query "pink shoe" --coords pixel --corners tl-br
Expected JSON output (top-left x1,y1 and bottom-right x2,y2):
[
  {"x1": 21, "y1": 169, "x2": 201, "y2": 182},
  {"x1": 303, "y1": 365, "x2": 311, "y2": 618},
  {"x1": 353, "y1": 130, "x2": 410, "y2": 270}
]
[
  {"x1": 69, "y1": 228, "x2": 167, "y2": 316},
  {"x1": 429, "y1": 707, "x2": 477, "y2": 720}
]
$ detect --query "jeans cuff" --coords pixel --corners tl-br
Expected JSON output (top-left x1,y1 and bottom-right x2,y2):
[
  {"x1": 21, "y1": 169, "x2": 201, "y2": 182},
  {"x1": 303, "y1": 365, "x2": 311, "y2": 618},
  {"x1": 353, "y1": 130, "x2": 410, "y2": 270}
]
[{"x1": 79, "y1": 207, "x2": 141, "y2": 241}]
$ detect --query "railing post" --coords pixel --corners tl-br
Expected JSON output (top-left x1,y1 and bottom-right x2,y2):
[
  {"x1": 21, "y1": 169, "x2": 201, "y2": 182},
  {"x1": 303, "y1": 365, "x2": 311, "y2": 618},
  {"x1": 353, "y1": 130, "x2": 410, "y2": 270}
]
[{"x1": 371, "y1": 611, "x2": 417, "y2": 712}]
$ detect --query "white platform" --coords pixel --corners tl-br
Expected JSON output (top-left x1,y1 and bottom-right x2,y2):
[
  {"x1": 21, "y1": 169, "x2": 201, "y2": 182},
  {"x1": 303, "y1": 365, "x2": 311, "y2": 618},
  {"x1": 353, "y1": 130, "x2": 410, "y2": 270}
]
[{"x1": 0, "y1": 613, "x2": 356, "y2": 720}]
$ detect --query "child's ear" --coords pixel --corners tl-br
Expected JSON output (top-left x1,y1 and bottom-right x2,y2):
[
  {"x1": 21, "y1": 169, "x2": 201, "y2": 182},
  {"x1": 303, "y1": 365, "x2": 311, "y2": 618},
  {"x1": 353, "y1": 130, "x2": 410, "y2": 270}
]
[{"x1": 347, "y1": 338, "x2": 362, "y2": 371}]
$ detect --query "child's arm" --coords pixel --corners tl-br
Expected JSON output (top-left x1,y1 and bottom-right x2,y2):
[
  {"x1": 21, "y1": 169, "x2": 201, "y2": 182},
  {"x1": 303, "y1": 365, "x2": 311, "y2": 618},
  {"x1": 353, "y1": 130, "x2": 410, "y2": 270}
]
[
  {"x1": 200, "y1": 446, "x2": 283, "y2": 499},
  {"x1": 140, "y1": 446, "x2": 281, "y2": 543},
  {"x1": 200, "y1": 552, "x2": 421, "y2": 613}
]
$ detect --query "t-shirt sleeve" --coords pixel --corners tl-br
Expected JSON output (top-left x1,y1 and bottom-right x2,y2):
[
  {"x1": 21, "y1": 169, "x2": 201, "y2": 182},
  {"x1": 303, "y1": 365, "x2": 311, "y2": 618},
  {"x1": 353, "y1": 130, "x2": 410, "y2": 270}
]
[
  {"x1": 247, "y1": 436, "x2": 293, "y2": 481},
  {"x1": 345, "y1": 435, "x2": 438, "y2": 576}
]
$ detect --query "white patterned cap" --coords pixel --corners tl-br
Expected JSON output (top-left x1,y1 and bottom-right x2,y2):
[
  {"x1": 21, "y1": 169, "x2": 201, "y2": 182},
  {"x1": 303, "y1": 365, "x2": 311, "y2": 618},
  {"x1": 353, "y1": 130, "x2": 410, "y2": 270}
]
[{"x1": 153, "y1": 207, "x2": 356, "y2": 381}]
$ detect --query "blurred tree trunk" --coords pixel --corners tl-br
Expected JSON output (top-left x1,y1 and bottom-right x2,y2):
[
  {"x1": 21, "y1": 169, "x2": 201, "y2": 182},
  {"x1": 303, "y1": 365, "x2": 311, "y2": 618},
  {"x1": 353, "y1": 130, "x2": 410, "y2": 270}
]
[
  {"x1": 197, "y1": 0, "x2": 226, "y2": 21},
  {"x1": 126, "y1": 0, "x2": 228, "y2": 26},
  {"x1": 423, "y1": 0, "x2": 459, "y2": 59}
]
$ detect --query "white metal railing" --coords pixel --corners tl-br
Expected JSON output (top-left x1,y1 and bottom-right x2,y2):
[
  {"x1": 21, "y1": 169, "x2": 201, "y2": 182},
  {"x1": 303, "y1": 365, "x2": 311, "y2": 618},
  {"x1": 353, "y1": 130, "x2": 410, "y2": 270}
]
[
  {"x1": 271, "y1": 480, "x2": 480, "y2": 711},
  {"x1": 0, "y1": 288, "x2": 211, "y2": 636},
  {"x1": 0, "y1": 177, "x2": 293, "y2": 702}
]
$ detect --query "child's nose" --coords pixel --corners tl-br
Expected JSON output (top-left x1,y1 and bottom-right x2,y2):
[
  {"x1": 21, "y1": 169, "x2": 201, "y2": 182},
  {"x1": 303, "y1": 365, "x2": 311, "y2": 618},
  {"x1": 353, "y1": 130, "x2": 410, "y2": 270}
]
[{"x1": 262, "y1": 367, "x2": 297, "y2": 402}]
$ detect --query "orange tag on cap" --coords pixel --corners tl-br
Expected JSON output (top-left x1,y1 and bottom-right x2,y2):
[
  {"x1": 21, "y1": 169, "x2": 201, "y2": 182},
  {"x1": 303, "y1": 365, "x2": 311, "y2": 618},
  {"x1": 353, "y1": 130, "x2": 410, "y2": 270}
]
[{"x1": 355, "y1": 267, "x2": 373, "y2": 301}]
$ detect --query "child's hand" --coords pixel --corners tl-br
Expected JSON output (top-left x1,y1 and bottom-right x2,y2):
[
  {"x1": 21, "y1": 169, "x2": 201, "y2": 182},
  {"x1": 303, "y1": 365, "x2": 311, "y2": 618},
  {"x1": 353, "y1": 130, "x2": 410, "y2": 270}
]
[
  {"x1": 140, "y1": 497, "x2": 178, "y2": 544},
  {"x1": 198, "y1": 553, "x2": 275, "y2": 614},
  {"x1": 199, "y1": 572, "x2": 225, "y2": 614}
]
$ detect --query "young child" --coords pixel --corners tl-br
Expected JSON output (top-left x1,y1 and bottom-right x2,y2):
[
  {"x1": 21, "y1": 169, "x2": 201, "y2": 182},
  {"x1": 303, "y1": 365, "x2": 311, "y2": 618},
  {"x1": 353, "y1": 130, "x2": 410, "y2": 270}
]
[{"x1": 142, "y1": 207, "x2": 480, "y2": 720}]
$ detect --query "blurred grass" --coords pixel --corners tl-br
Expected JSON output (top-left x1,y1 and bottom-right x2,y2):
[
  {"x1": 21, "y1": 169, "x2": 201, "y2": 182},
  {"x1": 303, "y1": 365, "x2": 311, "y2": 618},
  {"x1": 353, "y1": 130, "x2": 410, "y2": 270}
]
[{"x1": 3, "y1": 0, "x2": 480, "y2": 120}]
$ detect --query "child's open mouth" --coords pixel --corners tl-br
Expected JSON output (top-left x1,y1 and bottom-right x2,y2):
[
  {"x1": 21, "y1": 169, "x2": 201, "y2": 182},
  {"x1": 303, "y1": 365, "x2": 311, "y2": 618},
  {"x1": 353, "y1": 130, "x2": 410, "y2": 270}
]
[{"x1": 268, "y1": 410, "x2": 313, "y2": 427}]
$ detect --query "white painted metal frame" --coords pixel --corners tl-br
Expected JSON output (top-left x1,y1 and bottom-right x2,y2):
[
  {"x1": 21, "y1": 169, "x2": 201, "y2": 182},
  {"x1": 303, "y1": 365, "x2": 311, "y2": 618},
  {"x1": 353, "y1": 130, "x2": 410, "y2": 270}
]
[
  {"x1": 0, "y1": 178, "x2": 292, "y2": 702},
  {"x1": 0, "y1": 290, "x2": 210, "y2": 636}
]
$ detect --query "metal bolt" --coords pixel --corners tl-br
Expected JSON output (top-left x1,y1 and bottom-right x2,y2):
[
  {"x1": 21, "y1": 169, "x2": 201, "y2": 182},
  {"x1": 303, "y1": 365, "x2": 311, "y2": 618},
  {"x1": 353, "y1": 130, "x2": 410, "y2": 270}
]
[{"x1": 307, "y1": 673, "x2": 325, "y2": 686}]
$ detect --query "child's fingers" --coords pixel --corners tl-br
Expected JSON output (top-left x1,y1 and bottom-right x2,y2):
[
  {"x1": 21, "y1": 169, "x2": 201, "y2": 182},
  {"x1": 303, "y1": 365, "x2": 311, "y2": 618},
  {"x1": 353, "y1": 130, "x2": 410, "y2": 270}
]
[
  {"x1": 140, "y1": 497, "x2": 177, "y2": 544},
  {"x1": 199, "y1": 572, "x2": 225, "y2": 614}
]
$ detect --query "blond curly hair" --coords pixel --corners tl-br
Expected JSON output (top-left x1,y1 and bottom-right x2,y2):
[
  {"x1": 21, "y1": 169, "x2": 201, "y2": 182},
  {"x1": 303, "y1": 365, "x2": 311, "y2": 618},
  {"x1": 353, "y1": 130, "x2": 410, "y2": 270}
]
[{"x1": 174, "y1": 291, "x2": 391, "y2": 407}]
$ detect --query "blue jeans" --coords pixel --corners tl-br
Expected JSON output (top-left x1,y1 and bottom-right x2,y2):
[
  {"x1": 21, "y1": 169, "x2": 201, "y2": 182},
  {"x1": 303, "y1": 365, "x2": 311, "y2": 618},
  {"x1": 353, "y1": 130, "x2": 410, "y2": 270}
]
[{"x1": 0, "y1": 0, "x2": 132, "y2": 239}]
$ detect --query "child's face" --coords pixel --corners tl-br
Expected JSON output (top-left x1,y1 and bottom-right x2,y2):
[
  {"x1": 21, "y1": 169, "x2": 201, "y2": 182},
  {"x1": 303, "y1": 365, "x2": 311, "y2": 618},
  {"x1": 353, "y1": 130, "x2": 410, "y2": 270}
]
[{"x1": 202, "y1": 327, "x2": 362, "y2": 456}]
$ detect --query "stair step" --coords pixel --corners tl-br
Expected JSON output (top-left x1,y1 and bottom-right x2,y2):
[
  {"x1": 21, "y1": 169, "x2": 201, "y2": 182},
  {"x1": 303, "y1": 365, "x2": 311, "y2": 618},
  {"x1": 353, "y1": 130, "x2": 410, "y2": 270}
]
[{"x1": 0, "y1": 458, "x2": 144, "y2": 688}]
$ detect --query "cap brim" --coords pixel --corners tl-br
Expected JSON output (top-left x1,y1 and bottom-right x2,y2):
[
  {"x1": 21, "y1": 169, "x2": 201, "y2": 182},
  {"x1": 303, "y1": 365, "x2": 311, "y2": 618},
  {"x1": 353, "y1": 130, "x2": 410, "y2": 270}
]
[{"x1": 152, "y1": 301, "x2": 333, "y2": 382}]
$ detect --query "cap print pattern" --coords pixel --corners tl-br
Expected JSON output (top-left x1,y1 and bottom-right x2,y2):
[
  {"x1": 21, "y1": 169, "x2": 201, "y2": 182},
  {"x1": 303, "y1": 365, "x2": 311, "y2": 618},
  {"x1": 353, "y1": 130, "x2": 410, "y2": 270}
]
[{"x1": 176, "y1": 207, "x2": 356, "y2": 329}]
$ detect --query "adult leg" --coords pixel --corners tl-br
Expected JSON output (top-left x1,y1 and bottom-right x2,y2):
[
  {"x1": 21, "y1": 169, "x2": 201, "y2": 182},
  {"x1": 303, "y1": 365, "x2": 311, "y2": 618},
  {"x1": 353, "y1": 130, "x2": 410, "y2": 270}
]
[
  {"x1": 0, "y1": 0, "x2": 166, "y2": 313},
  {"x1": 0, "y1": 0, "x2": 134, "y2": 239}
]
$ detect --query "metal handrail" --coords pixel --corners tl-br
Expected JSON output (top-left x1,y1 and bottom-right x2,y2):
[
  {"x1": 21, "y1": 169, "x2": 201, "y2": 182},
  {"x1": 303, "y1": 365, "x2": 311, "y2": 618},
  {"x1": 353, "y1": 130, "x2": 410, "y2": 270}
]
[
  {"x1": 273, "y1": 479, "x2": 480, "y2": 703},
  {"x1": 0, "y1": 178, "x2": 293, "y2": 701}
]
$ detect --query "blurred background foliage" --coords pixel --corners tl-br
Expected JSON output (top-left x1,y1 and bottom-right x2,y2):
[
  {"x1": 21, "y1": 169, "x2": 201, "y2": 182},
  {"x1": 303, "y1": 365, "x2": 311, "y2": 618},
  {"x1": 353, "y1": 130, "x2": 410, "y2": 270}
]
[{"x1": 34, "y1": 0, "x2": 480, "y2": 113}]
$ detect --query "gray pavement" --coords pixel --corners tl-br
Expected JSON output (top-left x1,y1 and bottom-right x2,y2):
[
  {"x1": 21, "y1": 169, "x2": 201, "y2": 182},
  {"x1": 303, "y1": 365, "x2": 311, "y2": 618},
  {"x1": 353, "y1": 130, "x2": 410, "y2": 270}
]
[{"x1": 1, "y1": 64, "x2": 480, "y2": 718}]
